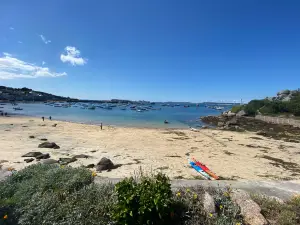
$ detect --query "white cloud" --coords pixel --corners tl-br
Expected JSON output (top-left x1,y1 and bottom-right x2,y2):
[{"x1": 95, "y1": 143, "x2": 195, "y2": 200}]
[
  {"x1": 60, "y1": 46, "x2": 87, "y2": 66},
  {"x1": 40, "y1": 34, "x2": 51, "y2": 44},
  {"x1": 0, "y1": 53, "x2": 66, "y2": 79},
  {"x1": 18, "y1": 41, "x2": 22, "y2": 44},
  {"x1": 9, "y1": 27, "x2": 14, "y2": 30},
  {"x1": 42, "y1": 61, "x2": 46, "y2": 65}
]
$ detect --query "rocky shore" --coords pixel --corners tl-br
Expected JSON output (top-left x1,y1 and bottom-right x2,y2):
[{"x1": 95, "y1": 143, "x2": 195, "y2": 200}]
[{"x1": 201, "y1": 111, "x2": 300, "y2": 143}]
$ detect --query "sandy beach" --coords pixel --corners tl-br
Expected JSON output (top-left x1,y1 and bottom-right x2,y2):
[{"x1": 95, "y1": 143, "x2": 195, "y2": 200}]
[{"x1": 0, "y1": 116, "x2": 299, "y2": 180}]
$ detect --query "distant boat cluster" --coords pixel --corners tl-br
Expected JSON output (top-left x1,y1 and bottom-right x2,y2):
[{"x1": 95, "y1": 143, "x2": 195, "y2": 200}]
[
  {"x1": 204, "y1": 105, "x2": 225, "y2": 111},
  {"x1": 43, "y1": 101, "x2": 228, "y2": 112}
]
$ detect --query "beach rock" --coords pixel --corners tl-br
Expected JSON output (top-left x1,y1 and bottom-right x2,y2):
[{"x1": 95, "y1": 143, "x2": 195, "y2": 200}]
[
  {"x1": 36, "y1": 153, "x2": 50, "y2": 160},
  {"x1": 38, "y1": 142, "x2": 60, "y2": 149},
  {"x1": 22, "y1": 152, "x2": 43, "y2": 157},
  {"x1": 96, "y1": 157, "x2": 114, "y2": 171},
  {"x1": 42, "y1": 159, "x2": 58, "y2": 165},
  {"x1": 0, "y1": 160, "x2": 9, "y2": 164},
  {"x1": 72, "y1": 154, "x2": 90, "y2": 159},
  {"x1": 287, "y1": 139, "x2": 299, "y2": 143},
  {"x1": 230, "y1": 189, "x2": 268, "y2": 225},
  {"x1": 58, "y1": 157, "x2": 77, "y2": 165},
  {"x1": 237, "y1": 110, "x2": 246, "y2": 117},
  {"x1": 40, "y1": 138, "x2": 48, "y2": 141},
  {"x1": 29, "y1": 135, "x2": 35, "y2": 139},
  {"x1": 86, "y1": 164, "x2": 95, "y2": 168},
  {"x1": 24, "y1": 158, "x2": 34, "y2": 163},
  {"x1": 202, "y1": 192, "x2": 216, "y2": 214},
  {"x1": 227, "y1": 111, "x2": 236, "y2": 117},
  {"x1": 226, "y1": 117, "x2": 238, "y2": 126},
  {"x1": 256, "y1": 131, "x2": 267, "y2": 136},
  {"x1": 52, "y1": 123, "x2": 57, "y2": 127},
  {"x1": 217, "y1": 122, "x2": 225, "y2": 127}
]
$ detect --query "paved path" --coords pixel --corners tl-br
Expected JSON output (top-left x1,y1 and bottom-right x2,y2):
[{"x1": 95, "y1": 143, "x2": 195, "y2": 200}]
[
  {"x1": 1, "y1": 169, "x2": 299, "y2": 201},
  {"x1": 95, "y1": 178, "x2": 300, "y2": 200}
]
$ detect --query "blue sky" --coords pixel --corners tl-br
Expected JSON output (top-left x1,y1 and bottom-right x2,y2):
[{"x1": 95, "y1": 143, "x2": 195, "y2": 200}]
[{"x1": 0, "y1": 0, "x2": 299, "y2": 102}]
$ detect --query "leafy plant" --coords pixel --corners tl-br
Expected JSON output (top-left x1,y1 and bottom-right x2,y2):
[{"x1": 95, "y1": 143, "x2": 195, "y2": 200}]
[{"x1": 112, "y1": 173, "x2": 174, "y2": 225}]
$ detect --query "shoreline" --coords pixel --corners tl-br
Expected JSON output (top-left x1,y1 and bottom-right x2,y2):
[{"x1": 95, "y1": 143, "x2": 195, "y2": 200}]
[
  {"x1": 5, "y1": 114, "x2": 193, "y2": 130},
  {"x1": 1, "y1": 115, "x2": 299, "y2": 181}
]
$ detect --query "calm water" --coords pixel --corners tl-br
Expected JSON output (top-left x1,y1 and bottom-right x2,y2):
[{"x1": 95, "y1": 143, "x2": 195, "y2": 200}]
[{"x1": 1, "y1": 103, "x2": 230, "y2": 128}]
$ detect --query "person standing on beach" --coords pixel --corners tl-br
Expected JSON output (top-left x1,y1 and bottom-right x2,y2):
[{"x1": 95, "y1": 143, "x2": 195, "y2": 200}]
[
  {"x1": 100, "y1": 123, "x2": 103, "y2": 130},
  {"x1": 42, "y1": 116, "x2": 44, "y2": 121},
  {"x1": 49, "y1": 116, "x2": 52, "y2": 121}
]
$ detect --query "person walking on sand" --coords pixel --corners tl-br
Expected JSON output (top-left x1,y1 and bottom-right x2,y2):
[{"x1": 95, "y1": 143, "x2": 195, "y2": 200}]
[
  {"x1": 49, "y1": 116, "x2": 52, "y2": 121},
  {"x1": 42, "y1": 116, "x2": 44, "y2": 121},
  {"x1": 100, "y1": 123, "x2": 103, "y2": 130}
]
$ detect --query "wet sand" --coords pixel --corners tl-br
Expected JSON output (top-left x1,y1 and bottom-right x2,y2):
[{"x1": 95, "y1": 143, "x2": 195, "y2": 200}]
[{"x1": 0, "y1": 116, "x2": 299, "y2": 180}]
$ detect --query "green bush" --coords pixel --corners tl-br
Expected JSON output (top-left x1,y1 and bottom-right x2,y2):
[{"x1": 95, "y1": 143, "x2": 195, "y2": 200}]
[
  {"x1": 244, "y1": 99, "x2": 266, "y2": 116},
  {"x1": 0, "y1": 164, "x2": 95, "y2": 225},
  {"x1": 112, "y1": 173, "x2": 174, "y2": 225},
  {"x1": 231, "y1": 105, "x2": 244, "y2": 113},
  {"x1": 18, "y1": 184, "x2": 115, "y2": 225}
]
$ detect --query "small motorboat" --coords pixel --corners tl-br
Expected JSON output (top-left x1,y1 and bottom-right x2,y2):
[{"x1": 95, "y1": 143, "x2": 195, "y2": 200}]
[{"x1": 13, "y1": 107, "x2": 23, "y2": 110}]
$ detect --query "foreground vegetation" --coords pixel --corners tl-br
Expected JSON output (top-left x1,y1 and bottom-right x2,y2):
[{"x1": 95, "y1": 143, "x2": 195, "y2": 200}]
[
  {"x1": 0, "y1": 164, "x2": 243, "y2": 225},
  {"x1": 252, "y1": 194, "x2": 300, "y2": 225}
]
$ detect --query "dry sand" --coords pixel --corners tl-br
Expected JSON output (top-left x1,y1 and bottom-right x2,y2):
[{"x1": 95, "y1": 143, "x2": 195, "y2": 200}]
[{"x1": 0, "y1": 116, "x2": 300, "y2": 180}]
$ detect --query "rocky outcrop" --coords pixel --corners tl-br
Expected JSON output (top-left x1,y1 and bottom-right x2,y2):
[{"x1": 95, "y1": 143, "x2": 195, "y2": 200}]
[
  {"x1": 38, "y1": 142, "x2": 60, "y2": 149},
  {"x1": 201, "y1": 113, "x2": 300, "y2": 141},
  {"x1": 230, "y1": 190, "x2": 268, "y2": 225}
]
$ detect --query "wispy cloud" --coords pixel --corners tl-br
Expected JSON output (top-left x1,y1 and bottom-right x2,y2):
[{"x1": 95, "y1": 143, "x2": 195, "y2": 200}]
[
  {"x1": 0, "y1": 52, "x2": 66, "y2": 79},
  {"x1": 9, "y1": 27, "x2": 14, "y2": 30},
  {"x1": 60, "y1": 46, "x2": 87, "y2": 66},
  {"x1": 42, "y1": 61, "x2": 46, "y2": 65},
  {"x1": 18, "y1": 41, "x2": 23, "y2": 44},
  {"x1": 40, "y1": 34, "x2": 51, "y2": 44}
]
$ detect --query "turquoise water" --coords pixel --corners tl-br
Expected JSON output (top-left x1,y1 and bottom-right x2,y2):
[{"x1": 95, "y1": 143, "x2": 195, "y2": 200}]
[{"x1": 1, "y1": 103, "x2": 230, "y2": 128}]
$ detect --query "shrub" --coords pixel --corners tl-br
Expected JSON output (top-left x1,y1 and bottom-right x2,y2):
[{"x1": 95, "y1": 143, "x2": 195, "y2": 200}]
[
  {"x1": 18, "y1": 184, "x2": 115, "y2": 225},
  {"x1": 112, "y1": 173, "x2": 174, "y2": 225},
  {"x1": 251, "y1": 194, "x2": 300, "y2": 225},
  {"x1": 173, "y1": 186, "x2": 243, "y2": 225},
  {"x1": 0, "y1": 164, "x2": 95, "y2": 225},
  {"x1": 231, "y1": 105, "x2": 244, "y2": 113},
  {"x1": 244, "y1": 99, "x2": 266, "y2": 116}
]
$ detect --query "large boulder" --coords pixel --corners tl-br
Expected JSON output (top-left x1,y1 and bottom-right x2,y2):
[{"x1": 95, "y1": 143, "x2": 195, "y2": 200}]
[
  {"x1": 38, "y1": 142, "x2": 60, "y2": 149},
  {"x1": 230, "y1": 190, "x2": 268, "y2": 225},
  {"x1": 202, "y1": 192, "x2": 216, "y2": 214},
  {"x1": 96, "y1": 157, "x2": 114, "y2": 172},
  {"x1": 226, "y1": 117, "x2": 238, "y2": 126},
  {"x1": 236, "y1": 110, "x2": 246, "y2": 117},
  {"x1": 22, "y1": 152, "x2": 43, "y2": 157}
]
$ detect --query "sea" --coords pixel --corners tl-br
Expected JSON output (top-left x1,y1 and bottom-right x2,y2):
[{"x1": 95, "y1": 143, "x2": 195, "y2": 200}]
[{"x1": 1, "y1": 102, "x2": 233, "y2": 128}]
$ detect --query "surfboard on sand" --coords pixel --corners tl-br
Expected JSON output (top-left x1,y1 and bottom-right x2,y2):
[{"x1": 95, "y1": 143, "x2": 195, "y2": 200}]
[
  {"x1": 188, "y1": 160, "x2": 211, "y2": 180},
  {"x1": 192, "y1": 157, "x2": 219, "y2": 180}
]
